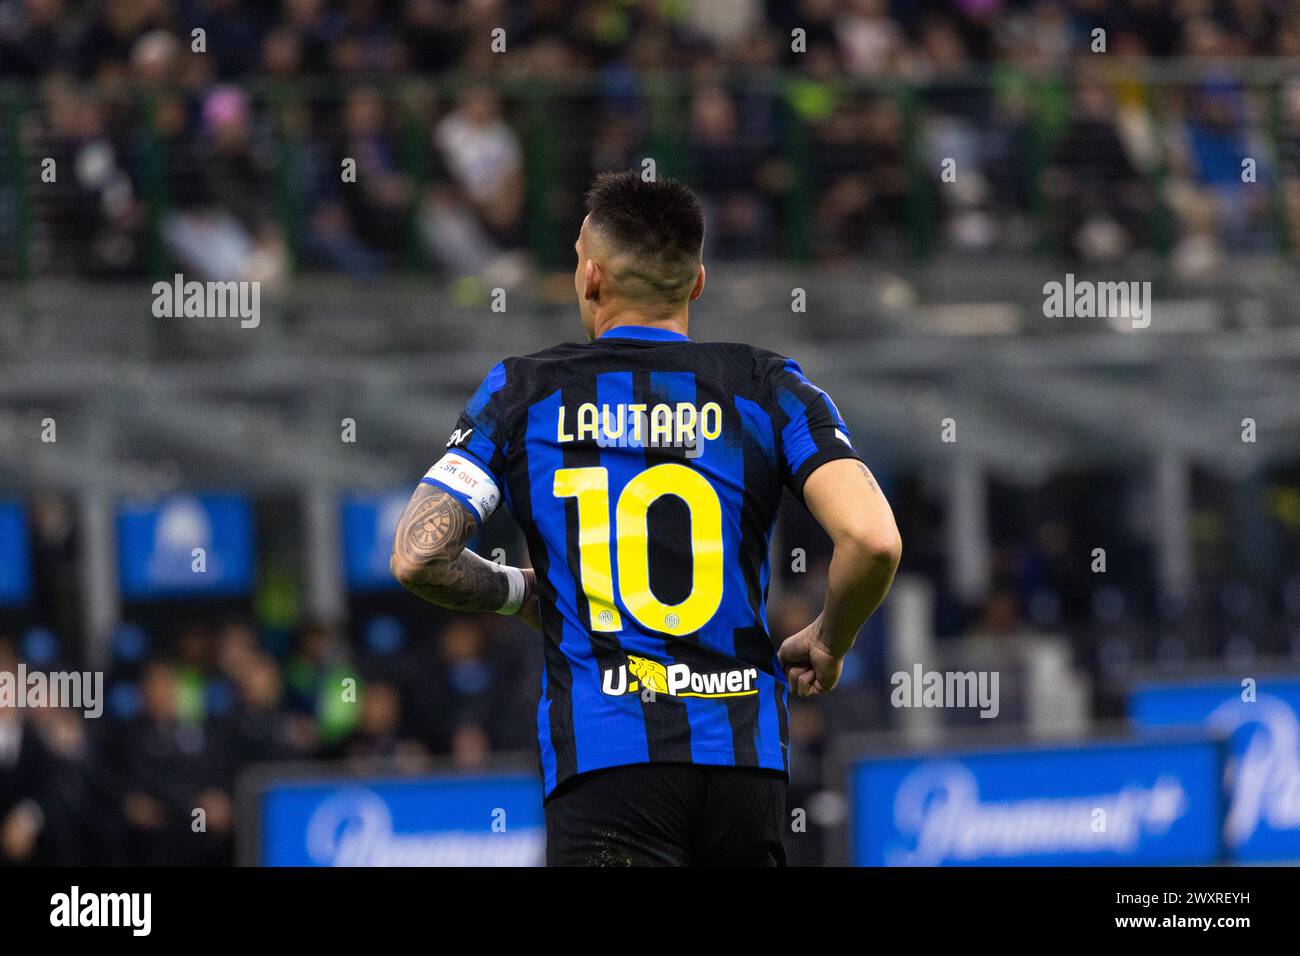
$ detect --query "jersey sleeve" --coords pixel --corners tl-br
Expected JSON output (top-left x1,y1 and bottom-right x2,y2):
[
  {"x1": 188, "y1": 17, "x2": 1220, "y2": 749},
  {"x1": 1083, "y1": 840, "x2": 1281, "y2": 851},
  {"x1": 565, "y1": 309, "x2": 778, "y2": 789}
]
[
  {"x1": 420, "y1": 361, "x2": 511, "y2": 523},
  {"x1": 762, "y1": 354, "x2": 863, "y2": 499}
]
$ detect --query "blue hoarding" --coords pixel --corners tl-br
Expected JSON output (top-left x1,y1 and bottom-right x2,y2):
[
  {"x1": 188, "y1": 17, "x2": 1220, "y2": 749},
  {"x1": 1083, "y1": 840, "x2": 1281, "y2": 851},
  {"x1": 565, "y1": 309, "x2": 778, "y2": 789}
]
[
  {"x1": 849, "y1": 737, "x2": 1223, "y2": 866},
  {"x1": 258, "y1": 772, "x2": 545, "y2": 866},
  {"x1": 1130, "y1": 676, "x2": 1300, "y2": 863},
  {"x1": 340, "y1": 490, "x2": 410, "y2": 591},
  {"x1": 116, "y1": 494, "x2": 255, "y2": 599},
  {"x1": 0, "y1": 501, "x2": 32, "y2": 606}
]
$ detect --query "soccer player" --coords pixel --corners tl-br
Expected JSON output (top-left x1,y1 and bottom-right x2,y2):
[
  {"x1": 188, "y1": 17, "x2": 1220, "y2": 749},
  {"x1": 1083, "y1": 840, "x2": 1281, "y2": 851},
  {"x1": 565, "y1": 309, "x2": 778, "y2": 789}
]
[{"x1": 391, "y1": 172, "x2": 901, "y2": 866}]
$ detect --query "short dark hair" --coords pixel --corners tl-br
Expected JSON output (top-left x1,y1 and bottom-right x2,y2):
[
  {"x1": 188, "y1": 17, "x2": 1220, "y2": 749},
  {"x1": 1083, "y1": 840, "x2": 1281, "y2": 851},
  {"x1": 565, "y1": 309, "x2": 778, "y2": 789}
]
[{"x1": 584, "y1": 171, "x2": 704, "y2": 302}]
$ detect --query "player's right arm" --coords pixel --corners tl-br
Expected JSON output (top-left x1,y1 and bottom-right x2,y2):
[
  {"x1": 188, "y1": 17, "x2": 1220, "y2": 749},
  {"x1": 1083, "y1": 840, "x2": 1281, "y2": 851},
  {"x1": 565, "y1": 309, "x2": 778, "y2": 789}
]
[
  {"x1": 390, "y1": 481, "x2": 534, "y2": 617},
  {"x1": 391, "y1": 361, "x2": 538, "y2": 626},
  {"x1": 778, "y1": 458, "x2": 901, "y2": 697}
]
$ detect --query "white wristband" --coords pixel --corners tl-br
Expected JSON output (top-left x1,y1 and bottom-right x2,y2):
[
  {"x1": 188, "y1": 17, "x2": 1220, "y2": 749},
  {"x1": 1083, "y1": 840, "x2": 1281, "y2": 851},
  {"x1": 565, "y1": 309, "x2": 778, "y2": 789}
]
[{"x1": 495, "y1": 565, "x2": 527, "y2": 615}]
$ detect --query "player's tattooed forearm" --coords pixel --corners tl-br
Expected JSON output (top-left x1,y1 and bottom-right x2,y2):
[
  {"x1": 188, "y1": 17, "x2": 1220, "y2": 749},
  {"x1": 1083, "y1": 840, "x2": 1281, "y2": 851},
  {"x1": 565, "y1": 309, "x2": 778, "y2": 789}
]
[
  {"x1": 393, "y1": 484, "x2": 510, "y2": 611},
  {"x1": 406, "y1": 550, "x2": 510, "y2": 611},
  {"x1": 398, "y1": 484, "x2": 475, "y2": 562}
]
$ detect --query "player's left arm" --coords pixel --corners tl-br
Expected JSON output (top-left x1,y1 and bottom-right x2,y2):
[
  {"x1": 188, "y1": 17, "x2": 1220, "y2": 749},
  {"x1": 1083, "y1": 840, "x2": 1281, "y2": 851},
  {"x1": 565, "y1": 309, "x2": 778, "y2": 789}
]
[
  {"x1": 390, "y1": 482, "x2": 534, "y2": 617},
  {"x1": 764, "y1": 353, "x2": 901, "y2": 695}
]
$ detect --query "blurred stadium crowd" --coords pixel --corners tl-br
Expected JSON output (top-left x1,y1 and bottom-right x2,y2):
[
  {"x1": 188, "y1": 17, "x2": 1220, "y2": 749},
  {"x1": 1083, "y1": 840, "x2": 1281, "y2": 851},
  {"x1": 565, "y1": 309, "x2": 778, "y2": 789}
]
[
  {"x1": 1, "y1": 607, "x2": 542, "y2": 865},
  {"x1": 3, "y1": 0, "x2": 1300, "y2": 281},
  {"x1": 0, "y1": 533, "x2": 865, "y2": 866},
  {"x1": 5, "y1": 1, "x2": 1300, "y2": 866}
]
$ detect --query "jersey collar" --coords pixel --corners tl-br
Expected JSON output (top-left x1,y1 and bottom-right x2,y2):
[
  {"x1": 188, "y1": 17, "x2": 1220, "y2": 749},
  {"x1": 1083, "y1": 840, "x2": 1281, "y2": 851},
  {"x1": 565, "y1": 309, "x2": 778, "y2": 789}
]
[{"x1": 596, "y1": 325, "x2": 691, "y2": 343}]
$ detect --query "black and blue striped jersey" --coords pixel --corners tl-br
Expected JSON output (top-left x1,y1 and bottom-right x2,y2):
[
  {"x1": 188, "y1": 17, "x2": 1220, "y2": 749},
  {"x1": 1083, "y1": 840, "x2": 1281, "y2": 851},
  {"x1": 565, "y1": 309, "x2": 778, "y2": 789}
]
[{"x1": 424, "y1": 325, "x2": 862, "y2": 796}]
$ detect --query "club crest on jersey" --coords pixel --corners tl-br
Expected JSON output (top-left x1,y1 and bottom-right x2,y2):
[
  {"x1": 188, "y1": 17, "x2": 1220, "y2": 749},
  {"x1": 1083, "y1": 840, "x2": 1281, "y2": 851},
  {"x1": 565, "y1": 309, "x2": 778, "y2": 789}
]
[
  {"x1": 446, "y1": 427, "x2": 474, "y2": 447},
  {"x1": 601, "y1": 654, "x2": 758, "y2": 699}
]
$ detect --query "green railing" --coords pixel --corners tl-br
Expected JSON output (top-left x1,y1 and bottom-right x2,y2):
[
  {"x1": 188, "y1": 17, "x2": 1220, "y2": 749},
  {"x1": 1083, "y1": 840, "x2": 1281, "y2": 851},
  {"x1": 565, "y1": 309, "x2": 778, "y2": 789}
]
[{"x1": 1, "y1": 64, "x2": 1296, "y2": 282}]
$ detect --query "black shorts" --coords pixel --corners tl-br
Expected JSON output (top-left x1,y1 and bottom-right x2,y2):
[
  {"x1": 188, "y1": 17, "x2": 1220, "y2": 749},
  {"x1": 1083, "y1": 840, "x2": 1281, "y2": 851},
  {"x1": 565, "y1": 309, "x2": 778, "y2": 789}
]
[{"x1": 544, "y1": 763, "x2": 788, "y2": 866}]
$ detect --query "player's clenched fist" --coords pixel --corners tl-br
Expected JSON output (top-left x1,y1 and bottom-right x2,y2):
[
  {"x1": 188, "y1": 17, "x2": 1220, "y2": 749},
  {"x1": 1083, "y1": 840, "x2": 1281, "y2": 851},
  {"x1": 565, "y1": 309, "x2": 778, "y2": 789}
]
[{"x1": 778, "y1": 617, "x2": 844, "y2": 697}]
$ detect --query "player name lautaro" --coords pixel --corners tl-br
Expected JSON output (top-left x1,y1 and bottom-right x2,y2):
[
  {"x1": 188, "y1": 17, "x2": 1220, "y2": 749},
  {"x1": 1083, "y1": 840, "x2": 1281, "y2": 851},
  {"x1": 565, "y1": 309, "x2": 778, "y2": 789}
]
[{"x1": 557, "y1": 401, "x2": 723, "y2": 450}]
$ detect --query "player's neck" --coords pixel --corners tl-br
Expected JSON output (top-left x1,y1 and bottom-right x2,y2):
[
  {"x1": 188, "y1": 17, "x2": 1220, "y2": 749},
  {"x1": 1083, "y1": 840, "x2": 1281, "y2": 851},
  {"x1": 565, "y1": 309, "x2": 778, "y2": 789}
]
[{"x1": 593, "y1": 309, "x2": 689, "y2": 340}]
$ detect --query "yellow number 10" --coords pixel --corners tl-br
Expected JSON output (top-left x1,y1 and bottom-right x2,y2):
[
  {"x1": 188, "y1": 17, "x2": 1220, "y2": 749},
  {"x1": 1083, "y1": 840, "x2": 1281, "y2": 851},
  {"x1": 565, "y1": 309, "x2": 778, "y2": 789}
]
[{"x1": 553, "y1": 464, "x2": 724, "y2": 635}]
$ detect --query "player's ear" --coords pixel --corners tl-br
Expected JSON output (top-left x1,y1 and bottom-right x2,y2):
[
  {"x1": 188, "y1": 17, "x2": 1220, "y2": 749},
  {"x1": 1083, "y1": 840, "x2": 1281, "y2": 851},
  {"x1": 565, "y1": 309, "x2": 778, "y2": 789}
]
[
  {"x1": 583, "y1": 259, "x2": 601, "y2": 301},
  {"x1": 688, "y1": 264, "x2": 705, "y2": 302}
]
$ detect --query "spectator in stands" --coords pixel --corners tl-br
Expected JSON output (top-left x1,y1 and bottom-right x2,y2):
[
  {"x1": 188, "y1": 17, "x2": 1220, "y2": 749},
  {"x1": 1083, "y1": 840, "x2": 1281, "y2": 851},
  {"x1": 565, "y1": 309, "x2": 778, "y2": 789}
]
[
  {"x1": 273, "y1": 0, "x2": 340, "y2": 74},
  {"x1": 222, "y1": 649, "x2": 314, "y2": 763},
  {"x1": 35, "y1": 76, "x2": 143, "y2": 275},
  {"x1": 275, "y1": 91, "x2": 388, "y2": 280},
  {"x1": 0, "y1": 639, "x2": 59, "y2": 864},
  {"x1": 174, "y1": 624, "x2": 215, "y2": 722},
  {"x1": 421, "y1": 84, "x2": 529, "y2": 286},
  {"x1": 330, "y1": 678, "x2": 427, "y2": 770},
  {"x1": 1167, "y1": 81, "x2": 1273, "y2": 272},
  {"x1": 432, "y1": 618, "x2": 500, "y2": 769},
  {"x1": 334, "y1": 86, "x2": 413, "y2": 259},
  {"x1": 686, "y1": 85, "x2": 776, "y2": 259},
  {"x1": 0, "y1": 0, "x2": 78, "y2": 78},
  {"x1": 836, "y1": 0, "x2": 904, "y2": 78},
  {"x1": 329, "y1": 0, "x2": 403, "y2": 75},
  {"x1": 129, "y1": 27, "x2": 180, "y2": 87},
  {"x1": 189, "y1": 0, "x2": 270, "y2": 80},
  {"x1": 0, "y1": 706, "x2": 55, "y2": 865},
  {"x1": 285, "y1": 619, "x2": 357, "y2": 745},
  {"x1": 76, "y1": 0, "x2": 173, "y2": 81},
  {"x1": 809, "y1": 97, "x2": 876, "y2": 259},
  {"x1": 401, "y1": 0, "x2": 470, "y2": 73},
  {"x1": 1042, "y1": 80, "x2": 1150, "y2": 259},
  {"x1": 913, "y1": 18, "x2": 1007, "y2": 252},
  {"x1": 160, "y1": 85, "x2": 286, "y2": 285},
  {"x1": 112, "y1": 661, "x2": 231, "y2": 864},
  {"x1": 260, "y1": 25, "x2": 305, "y2": 79},
  {"x1": 34, "y1": 705, "x2": 128, "y2": 864}
]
